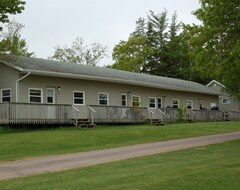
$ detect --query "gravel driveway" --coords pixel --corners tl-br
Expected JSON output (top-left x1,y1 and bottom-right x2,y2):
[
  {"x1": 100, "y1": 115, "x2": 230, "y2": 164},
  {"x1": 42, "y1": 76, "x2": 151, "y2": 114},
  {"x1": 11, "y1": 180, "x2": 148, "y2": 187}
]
[{"x1": 0, "y1": 131, "x2": 240, "y2": 180}]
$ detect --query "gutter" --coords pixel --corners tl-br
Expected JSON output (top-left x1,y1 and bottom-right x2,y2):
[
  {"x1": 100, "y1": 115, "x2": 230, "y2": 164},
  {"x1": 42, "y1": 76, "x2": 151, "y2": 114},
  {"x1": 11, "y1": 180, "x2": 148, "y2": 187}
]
[
  {"x1": 16, "y1": 71, "x2": 31, "y2": 102},
  {"x1": 23, "y1": 69, "x2": 220, "y2": 96}
]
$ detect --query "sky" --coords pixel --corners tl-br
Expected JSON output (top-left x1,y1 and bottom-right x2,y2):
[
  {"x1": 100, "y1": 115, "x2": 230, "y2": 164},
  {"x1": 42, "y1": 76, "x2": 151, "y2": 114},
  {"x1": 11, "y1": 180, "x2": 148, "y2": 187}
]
[{"x1": 9, "y1": 0, "x2": 201, "y2": 66}]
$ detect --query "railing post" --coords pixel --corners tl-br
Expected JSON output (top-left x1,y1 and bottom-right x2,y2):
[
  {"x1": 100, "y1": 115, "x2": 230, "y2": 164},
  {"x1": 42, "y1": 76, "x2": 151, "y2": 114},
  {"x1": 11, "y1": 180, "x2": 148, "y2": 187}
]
[
  {"x1": 88, "y1": 106, "x2": 96, "y2": 124},
  {"x1": 157, "y1": 108, "x2": 166, "y2": 123},
  {"x1": 147, "y1": 108, "x2": 153, "y2": 124},
  {"x1": 71, "y1": 105, "x2": 80, "y2": 127}
]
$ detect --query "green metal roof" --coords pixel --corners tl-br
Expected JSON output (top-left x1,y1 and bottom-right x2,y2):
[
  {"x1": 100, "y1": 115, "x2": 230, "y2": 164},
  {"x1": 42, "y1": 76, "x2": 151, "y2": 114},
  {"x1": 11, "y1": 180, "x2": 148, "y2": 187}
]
[{"x1": 0, "y1": 54, "x2": 219, "y2": 95}]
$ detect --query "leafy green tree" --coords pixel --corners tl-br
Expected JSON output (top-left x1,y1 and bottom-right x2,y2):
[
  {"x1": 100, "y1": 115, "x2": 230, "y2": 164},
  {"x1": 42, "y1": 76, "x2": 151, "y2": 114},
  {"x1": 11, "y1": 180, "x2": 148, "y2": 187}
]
[
  {"x1": 0, "y1": 20, "x2": 34, "y2": 56},
  {"x1": 49, "y1": 37, "x2": 108, "y2": 66},
  {"x1": 188, "y1": 0, "x2": 240, "y2": 95},
  {"x1": 0, "y1": 0, "x2": 25, "y2": 30}
]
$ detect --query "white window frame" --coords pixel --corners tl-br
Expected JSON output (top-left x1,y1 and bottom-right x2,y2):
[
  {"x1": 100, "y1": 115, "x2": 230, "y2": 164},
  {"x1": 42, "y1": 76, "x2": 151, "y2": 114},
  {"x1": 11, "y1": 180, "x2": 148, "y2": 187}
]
[
  {"x1": 1, "y1": 88, "x2": 11, "y2": 102},
  {"x1": 73, "y1": 91, "x2": 85, "y2": 105},
  {"x1": 186, "y1": 100, "x2": 193, "y2": 109},
  {"x1": 157, "y1": 97, "x2": 162, "y2": 108},
  {"x1": 98, "y1": 92, "x2": 109, "y2": 105},
  {"x1": 132, "y1": 95, "x2": 141, "y2": 107},
  {"x1": 46, "y1": 88, "x2": 56, "y2": 104},
  {"x1": 28, "y1": 88, "x2": 43, "y2": 103},
  {"x1": 121, "y1": 93, "x2": 128, "y2": 106},
  {"x1": 172, "y1": 99, "x2": 179, "y2": 109},
  {"x1": 211, "y1": 102, "x2": 217, "y2": 108},
  {"x1": 199, "y1": 100, "x2": 204, "y2": 109},
  {"x1": 148, "y1": 97, "x2": 156, "y2": 109},
  {"x1": 222, "y1": 98, "x2": 231, "y2": 104}
]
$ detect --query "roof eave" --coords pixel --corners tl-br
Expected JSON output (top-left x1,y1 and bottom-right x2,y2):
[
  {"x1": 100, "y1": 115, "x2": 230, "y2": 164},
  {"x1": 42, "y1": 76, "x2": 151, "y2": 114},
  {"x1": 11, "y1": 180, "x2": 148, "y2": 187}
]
[
  {"x1": 0, "y1": 60, "x2": 24, "y2": 72},
  {"x1": 24, "y1": 69, "x2": 220, "y2": 96}
]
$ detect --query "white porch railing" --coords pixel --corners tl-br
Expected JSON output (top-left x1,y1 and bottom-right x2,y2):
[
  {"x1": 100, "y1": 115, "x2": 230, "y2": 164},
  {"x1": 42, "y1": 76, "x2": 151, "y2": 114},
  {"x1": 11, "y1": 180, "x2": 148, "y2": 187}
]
[
  {"x1": 89, "y1": 105, "x2": 148, "y2": 123},
  {"x1": 0, "y1": 102, "x2": 73, "y2": 125},
  {"x1": 88, "y1": 106, "x2": 96, "y2": 124},
  {"x1": 71, "y1": 105, "x2": 80, "y2": 126}
]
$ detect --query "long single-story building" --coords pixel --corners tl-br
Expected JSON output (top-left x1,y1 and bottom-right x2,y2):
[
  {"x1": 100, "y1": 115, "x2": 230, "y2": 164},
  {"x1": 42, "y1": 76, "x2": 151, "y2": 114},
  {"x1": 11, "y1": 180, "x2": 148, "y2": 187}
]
[{"x1": 0, "y1": 54, "x2": 222, "y2": 125}]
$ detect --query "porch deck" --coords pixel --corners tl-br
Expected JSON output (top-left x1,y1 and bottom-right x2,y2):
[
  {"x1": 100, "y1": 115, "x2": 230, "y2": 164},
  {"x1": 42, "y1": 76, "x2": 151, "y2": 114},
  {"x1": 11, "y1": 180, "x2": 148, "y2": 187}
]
[
  {"x1": 1, "y1": 103, "x2": 240, "y2": 125},
  {"x1": 0, "y1": 102, "x2": 74, "y2": 125}
]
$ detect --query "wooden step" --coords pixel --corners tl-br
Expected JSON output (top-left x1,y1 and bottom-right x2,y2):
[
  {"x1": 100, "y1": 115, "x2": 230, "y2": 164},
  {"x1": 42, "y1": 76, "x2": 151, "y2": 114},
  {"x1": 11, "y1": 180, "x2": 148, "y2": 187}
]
[{"x1": 79, "y1": 124, "x2": 96, "y2": 128}]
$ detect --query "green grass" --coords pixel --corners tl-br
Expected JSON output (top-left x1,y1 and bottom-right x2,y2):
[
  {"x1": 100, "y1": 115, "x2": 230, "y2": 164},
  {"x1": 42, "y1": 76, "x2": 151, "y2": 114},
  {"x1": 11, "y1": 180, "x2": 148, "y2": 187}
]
[
  {"x1": 0, "y1": 140, "x2": 239, "y2": 190},
  {"x1": 0, "y1": 121, "x2": 240, "y2": 161}
]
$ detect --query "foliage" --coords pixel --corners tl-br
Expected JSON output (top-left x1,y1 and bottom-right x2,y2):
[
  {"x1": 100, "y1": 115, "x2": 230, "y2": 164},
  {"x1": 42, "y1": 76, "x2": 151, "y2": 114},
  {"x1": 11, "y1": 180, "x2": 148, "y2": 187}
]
[
  {"x1": 112, "y1": 35, "x2": 150, "y2": 72},
  {"x1": 187, "y1": 0, "x2": 240, "y2": 95},
  {"x1": 111, "y1": 10, "x2": 209, "y2": 83},
  {"x1": 49, "y1": 37, "x2": 108, "y2": 66},
  {"x1": 0, "y1": 20, "x2": 34, "y2": 56},
  {"x1": 0, "y1": 122, "x2": 239, "y2": 161},
  {"x1": 0, "y1": 140, "x2": 239, "y2": 189},
  {"x1": 177, "y1": 103, "x2": 187, "y2": 121},
  {"x1": 0, "y1": 0, "x2": 25, "y2": 30}
]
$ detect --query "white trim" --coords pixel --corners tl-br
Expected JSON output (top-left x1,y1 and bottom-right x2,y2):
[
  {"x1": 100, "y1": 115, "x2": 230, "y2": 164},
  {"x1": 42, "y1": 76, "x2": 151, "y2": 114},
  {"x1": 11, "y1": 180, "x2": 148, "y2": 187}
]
[
  {"x1": 121, "y1": 93, "x2": 128, "y2": 106},
  {"x1": 46, "y1": 88, "x2": 56, "y2": 104},
  {"x1": 28, "y1": 88, "x2": 43, "y2": 103},
  {"x1": 132, "y1": 95, "x2": 141, "y2": 107},
  {"x1": 222, "y1": 97, "x2": 231, "y2": 105},
  {"x1": 73, "y1": 91, "x2": 85, "y2": 105},
  {"x1": 199, "y1": 100, "x2": 204, "y2": 109},
  {"x1": 172, "y1": 99, "x2": 179, "y2": 108},
  {"x1": 1, "y1": 88, "x2": 11, "y2": 103},
  {"x1": 207, "y1": 80, "x2": 225, "y2": 88},
  {"x1": 186, "y1": 100, "x2": 193, "y2": 109},
  {"x1": 148, "y1": 97, "x2": 156, "y2": 109},
  {"x1": 98, "y1": 92, "x2": 109, "y2": 106}
]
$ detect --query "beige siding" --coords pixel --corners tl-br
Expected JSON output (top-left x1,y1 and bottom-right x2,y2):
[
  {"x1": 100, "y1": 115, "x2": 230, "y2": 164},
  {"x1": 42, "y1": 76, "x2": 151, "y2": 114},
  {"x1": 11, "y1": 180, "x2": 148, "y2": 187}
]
[
  {"x1": 0, "y1": 64, "x2": 19, "y2": 102},
  {"x1": 18, "y1": 75, "x2": 218, "y2": 118},
  {"x1": 208, "y1": 82, "x2": 240, "y2": 111}
]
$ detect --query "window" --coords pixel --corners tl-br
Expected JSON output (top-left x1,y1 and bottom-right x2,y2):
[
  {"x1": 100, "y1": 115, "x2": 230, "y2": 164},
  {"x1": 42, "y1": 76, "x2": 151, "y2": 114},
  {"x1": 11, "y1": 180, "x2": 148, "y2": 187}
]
[
  {"x1": 99, "y1": 93, "x2": 108, "y2": 105},
  {"x1": 186, "y1": 100, "x2": 193, "y2": 109},
  {"x1": 199, "y1": 100, "x2": 204, "y2": 109},
  {"x1": 73, "y1": 91, "x2": 85, "y2": 105},
  {"x1": 121, "y1": 93, "x2": 127, "y2": 106},
  {"x1": 29, "y1": 88, "x2": 43, "y2": 103},
  {"x1": 46, "y1": 88, "x2": 55, "y2": 104},
  {"x1": 132, "y1": 95, "x2": 140, "y2": 107},
  {"x1": 222, "y1": 98, "x2": 231, "y2": 104},
  {"x1": 148, "y1": 97, "x2": 156, "y2": 108},
  {"x1": 172, "y1": 99, "x2": 179, "y2": 108},
  {"x1": 157, "y1": 97, "x2": 162, "y2": 108},
  {"x1": 1, "y1": 89, "x2": 11, "y2": 102}
]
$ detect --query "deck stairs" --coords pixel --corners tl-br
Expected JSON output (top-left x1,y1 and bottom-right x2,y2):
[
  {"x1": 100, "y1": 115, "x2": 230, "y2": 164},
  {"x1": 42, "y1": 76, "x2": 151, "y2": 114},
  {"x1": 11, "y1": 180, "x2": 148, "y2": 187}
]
[
  {"x1": 73, "y1": 119, "x2": 96, "y2": 128},
  {"x1": 147, "y1": 119, "x2": 164, "y2": 126},
  {"x1": 222, "y1": 111, "x2": 230, "y2": 121}
]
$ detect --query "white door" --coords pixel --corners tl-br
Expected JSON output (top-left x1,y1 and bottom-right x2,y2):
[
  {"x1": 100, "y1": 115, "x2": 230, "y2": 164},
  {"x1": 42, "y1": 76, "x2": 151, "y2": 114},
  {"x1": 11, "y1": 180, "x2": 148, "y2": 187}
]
[{"x1": 46, "y1": 88, "x2": 56, "y2": 119}]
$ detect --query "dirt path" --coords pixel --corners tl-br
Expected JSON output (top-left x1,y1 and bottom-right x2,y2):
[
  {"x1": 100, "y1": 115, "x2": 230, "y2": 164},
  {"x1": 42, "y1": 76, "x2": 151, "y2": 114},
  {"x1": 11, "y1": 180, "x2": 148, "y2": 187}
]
[{"x1": 0, "y1": 131, "x2": 240, "y2": 180}]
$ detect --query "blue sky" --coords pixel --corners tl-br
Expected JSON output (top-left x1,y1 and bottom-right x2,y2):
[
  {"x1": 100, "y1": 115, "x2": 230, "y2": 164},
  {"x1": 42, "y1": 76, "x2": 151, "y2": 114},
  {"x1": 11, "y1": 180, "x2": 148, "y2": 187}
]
[{"x1": 10, "y1": 0, "x2": 201, "y2": 65}]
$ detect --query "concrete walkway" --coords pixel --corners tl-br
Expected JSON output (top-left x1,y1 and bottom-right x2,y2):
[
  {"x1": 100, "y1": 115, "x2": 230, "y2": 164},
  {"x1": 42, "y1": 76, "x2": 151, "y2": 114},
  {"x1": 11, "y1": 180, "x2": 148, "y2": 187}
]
[{"x1": 0, "y1": 131, "x2": 240, "y2": 180}]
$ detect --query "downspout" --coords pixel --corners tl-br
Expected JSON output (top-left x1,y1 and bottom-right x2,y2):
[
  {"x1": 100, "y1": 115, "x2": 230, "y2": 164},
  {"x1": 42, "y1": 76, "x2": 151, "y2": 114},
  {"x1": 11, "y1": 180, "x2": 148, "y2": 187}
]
[{"x1": 16, "y1": 71, "x2": 31, "y2": 102}]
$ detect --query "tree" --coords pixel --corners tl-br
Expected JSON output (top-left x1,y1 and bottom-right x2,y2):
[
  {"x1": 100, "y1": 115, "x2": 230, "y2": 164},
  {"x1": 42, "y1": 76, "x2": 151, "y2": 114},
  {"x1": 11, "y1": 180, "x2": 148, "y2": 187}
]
[
  {"x1": 0, "y1": 20, "x2": 34, "y2": 56},
  {"x1": 49, "y1": 37, "x2": 108, "y2": 66},
  {"x1": 188, "y1": 0, "x2": 240, "y2": 95},
  {"x1": 112, "y1": 10, "x2": 192, "y2": 79},
  {"x1": 0, "y1": 0, "x2": 25, "y2": 30}
]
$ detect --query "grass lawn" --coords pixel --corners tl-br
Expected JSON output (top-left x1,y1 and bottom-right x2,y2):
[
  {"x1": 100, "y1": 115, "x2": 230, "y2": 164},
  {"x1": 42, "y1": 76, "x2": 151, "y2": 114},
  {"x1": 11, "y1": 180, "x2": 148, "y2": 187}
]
[
  {"x1": 0, "y1": 139, "x2": 239, "y2": 190},
  {"x1": 0, "y1": 121, "x2": 240, "y2": 161}
]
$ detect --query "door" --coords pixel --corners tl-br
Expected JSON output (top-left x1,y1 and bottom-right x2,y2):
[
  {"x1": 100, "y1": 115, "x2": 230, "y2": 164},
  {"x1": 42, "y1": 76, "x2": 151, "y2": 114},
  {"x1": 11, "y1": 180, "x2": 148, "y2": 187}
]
[{"x1": 46, "y1": 88, "x2": 56, "y2": 119}]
